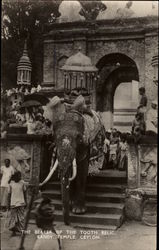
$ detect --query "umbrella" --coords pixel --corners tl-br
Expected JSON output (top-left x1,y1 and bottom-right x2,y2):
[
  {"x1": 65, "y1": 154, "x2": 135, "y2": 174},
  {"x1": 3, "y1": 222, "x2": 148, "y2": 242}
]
[
  {"x1": 24, "y1": 94, "x2": 49, "y2": 106},
  {"x1": 20, "y1": 100, "x2": 42, "y2": 108}
]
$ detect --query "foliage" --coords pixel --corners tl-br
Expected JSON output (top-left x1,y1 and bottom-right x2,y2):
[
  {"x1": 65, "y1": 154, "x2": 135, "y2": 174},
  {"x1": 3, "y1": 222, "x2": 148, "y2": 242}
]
[
  {"x1": 2, "y1": 0, "x2": 61, "y2": 40},
  {"x1": 1, "y1": 0, "x2": 107, "y2": 90},
  {"x1": 2, "y1": 0, "x2": 62, "y2": 90}
]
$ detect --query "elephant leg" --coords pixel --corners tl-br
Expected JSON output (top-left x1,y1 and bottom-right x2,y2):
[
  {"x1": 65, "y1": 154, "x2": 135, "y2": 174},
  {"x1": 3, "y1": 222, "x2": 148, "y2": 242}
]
[
  {"x1": 72, "y1": 155, "x2": 89, "y2": 214},
  {"x1": 61, "y1": 177, "x2": 70, "y2": 225}
]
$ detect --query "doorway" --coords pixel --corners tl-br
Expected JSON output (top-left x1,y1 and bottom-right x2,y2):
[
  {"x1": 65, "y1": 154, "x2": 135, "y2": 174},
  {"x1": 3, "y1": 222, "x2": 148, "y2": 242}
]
[
  {"x1": 96, "y1": 53, "x2": 139, "y2": 131},
  {"x1": 114, "y1": 80, "x2": 139, "y2": 132}
]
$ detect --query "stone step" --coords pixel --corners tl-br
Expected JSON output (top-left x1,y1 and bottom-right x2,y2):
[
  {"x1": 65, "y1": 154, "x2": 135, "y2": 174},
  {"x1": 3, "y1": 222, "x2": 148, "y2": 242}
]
[
  {"x1": 114, "y1": 121, "x2": 132, "y2": 126},
  {"x1": 114, "y1": 126, "x2": 131, "y2": 133},
  {"x1": 42, "y1": 170, "x2": 127, "y2": 186},
  {"x1": 70, "y1": 223, "x2": 118, "y2": 231},
  {"x1": 90, "y1": 170, "x2": 127, "y2": 178},
  {"x1": 37, "y1": 171, "x2": 126, "y2": 230},
  {"x1": 87, "y1": 176, "x2": 127, "y2": 185},
  {"x1": 44, "y1": 182, "x2": 126, "y2": 193},
  {"x1": 34, "y1": 198, "x2": 125, "y2": 214},
  {"x1": 86, "y1": 192, "x2": 125, "y2": 203},
  {"x1": 114, "y1": 108, "x2": 136, "y2": 113},
  {"x1": 53, "y1": 211, "x2": 124, "y2": 227},
  {"x1": 42, "y1": 190, "x2": 125, "y2": 203},
  {"x1": 87, "y1": 183, "x2": 126, "y2": 193},
  {"x1": 28, "y1": 219, "x2": 118, "y2": 231},
  {"x1": 114, "y1": 115, "x2": 134, "y2": 123},
  {"x1": 30, "y1": 209, "x2": 123, "y2": 227}
]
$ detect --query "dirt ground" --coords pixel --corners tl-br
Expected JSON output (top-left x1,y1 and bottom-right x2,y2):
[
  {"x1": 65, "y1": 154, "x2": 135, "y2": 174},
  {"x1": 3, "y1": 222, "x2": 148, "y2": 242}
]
[{"x1": 1, "y1": 220, "x2": 156, "y2": 250}]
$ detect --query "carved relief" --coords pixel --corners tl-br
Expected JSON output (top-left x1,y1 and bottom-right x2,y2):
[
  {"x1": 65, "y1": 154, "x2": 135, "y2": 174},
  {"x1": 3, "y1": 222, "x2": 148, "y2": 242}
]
[
  {"x1": 1, "y1": 144, "x2": 31, "y2": 182},
  {"x1": 139, "y1": 145, "x2": 157, "y2": 188}
]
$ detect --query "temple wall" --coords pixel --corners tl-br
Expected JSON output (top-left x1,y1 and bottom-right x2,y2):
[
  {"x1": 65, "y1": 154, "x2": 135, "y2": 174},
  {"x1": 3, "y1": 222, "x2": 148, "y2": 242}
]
[
  {"x1": 144, "y1": 34, "x2": 158, "y2": 108},
  {"x1": 88, "y1": 38, "x2": 145, "y2": 86},
  {"x1": 1, "y1": 135, "x2": 157, "y2": 190},
  {"x1": 43, "y1": 17, "x2": 158, "y2": 118}
]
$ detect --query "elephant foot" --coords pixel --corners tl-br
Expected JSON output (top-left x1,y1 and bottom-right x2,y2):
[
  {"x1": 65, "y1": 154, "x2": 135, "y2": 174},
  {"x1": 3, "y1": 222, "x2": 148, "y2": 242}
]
[{"x1": 72, "y1": 205, "x2": 87, "y2": 215}]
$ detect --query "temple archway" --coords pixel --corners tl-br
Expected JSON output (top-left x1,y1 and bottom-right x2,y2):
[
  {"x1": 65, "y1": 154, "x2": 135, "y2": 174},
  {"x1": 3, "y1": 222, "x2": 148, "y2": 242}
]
[{"x1": 96, "y1": 53, "x2": 139, "y2": 130}]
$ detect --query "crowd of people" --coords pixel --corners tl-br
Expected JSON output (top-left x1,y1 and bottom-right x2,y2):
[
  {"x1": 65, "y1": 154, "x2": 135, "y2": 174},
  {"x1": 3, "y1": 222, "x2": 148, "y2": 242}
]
[
  {"x1": 100, "y1": 86, "x2": 157, "y2": 171},
  {"x1": 100, "y1": 128, "x2": 128, "y2": 171}
]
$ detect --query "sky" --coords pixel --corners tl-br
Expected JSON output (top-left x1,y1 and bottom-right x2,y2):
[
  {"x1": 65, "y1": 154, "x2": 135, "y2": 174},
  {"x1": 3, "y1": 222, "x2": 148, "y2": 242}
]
[{"x1": 58, "y1": 1, "x2": 158, "y2": 22}]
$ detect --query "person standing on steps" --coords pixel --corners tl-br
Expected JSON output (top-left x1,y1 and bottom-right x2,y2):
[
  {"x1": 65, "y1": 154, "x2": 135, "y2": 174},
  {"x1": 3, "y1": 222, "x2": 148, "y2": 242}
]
[
  {"x1": 99, "y1": 131, "x2": 110, "y2": 170},
  {"x1": 118, "y1": 134, "x2": 128, "y2": 171}
]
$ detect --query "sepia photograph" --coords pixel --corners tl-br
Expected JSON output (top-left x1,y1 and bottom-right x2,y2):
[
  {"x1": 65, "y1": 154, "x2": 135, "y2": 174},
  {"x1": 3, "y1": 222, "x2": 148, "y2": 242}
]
[{"x1": 1, "y1": 1, "x2": 158, "y2": 250}]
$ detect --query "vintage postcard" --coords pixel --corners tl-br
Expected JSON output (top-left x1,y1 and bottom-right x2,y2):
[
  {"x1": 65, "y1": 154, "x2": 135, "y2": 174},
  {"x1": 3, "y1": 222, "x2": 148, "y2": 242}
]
[{"x1": 1, "y1": 1, "x2": 158, "y2": 250}]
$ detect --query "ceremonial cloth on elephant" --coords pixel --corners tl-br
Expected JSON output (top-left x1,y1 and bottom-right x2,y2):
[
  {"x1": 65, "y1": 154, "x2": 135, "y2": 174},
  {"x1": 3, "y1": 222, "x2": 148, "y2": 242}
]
[
  {"x1": 83, "y1": 110, "x2": 102, "y2": 144},
  {"x1": 83, "y1": 110, "x2": 105, "y2": 175}
]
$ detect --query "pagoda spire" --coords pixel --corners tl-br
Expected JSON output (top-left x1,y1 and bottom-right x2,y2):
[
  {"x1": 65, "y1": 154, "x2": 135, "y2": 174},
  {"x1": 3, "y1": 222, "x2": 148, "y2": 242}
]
[{"x1": 17, "y1": 40, "x2": 32, "y2": 86}]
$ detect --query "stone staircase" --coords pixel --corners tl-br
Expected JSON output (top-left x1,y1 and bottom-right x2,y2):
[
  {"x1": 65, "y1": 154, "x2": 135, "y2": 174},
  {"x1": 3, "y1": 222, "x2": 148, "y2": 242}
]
[
  {"x1": 114, "y1": 108, "x2": 136, "y2": 132},
  {"x1": 32, "y1": 170, "x2": 127, "y2": 230}
]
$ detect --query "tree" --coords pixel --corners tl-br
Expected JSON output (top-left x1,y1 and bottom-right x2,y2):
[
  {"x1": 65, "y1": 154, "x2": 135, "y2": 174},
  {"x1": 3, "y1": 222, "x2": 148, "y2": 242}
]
[{"x1": 2, "y1": 0, "x2": 62, "y2": 89}]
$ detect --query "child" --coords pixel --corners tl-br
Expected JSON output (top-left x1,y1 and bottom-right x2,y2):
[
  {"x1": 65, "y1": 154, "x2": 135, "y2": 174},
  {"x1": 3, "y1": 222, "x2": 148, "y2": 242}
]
[
  {"x1": 99, "y1": 131, "x2": 110, "y2": 170},
  {"x1": 109, "y1": 129, "x2": 121, "y2": 169},
  {"x1": 109, "y1": 140, "x2": 118, "y2": 169},
  {"x1": 0, "y1": 159, "x2": 15, "y2": 211},
  {"x1": 8, "y1": 171, "x2": 27, "y2": 236},
  {"x1": 33, "y1": 198, "x2": 62, "y2": 250},
  {"x1": 118, "y1": 134, "x2": 128, "y2": 171}
]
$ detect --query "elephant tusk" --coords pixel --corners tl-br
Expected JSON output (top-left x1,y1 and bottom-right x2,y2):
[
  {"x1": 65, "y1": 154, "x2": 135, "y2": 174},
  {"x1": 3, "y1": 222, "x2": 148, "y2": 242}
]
[
  {"x1": 39, "y1": 159, "x2": 58, "y2": 187},
  {"x1": 69, "y1": 159, "x2": 77, "y2": 182}
]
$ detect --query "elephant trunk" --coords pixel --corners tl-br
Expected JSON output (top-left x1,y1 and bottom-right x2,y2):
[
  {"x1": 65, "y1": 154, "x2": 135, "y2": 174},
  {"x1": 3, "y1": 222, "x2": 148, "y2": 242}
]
[{"x1": 60, "y1": 158, "x2": 77, "y2": 225}]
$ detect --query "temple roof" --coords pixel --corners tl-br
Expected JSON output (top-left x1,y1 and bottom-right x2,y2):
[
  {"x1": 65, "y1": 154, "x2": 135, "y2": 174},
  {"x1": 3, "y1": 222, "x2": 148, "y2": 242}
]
[{"x1": 61, "y1": 48, "x2": 98, "y2": 72}]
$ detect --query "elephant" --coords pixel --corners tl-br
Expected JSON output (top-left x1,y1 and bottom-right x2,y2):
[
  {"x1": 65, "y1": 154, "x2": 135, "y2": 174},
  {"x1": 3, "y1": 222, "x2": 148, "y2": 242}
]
[{"x1": 40, "y1": 95, "x2": 105, "y2": 225}]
